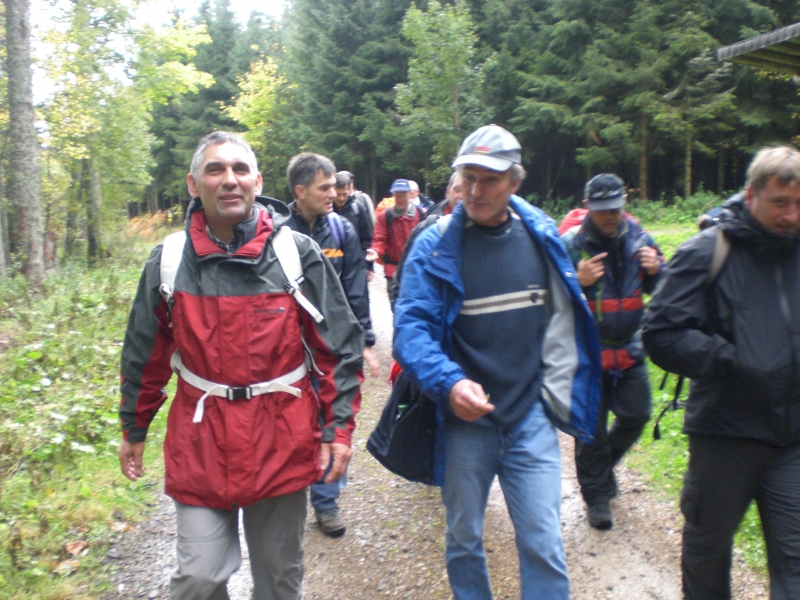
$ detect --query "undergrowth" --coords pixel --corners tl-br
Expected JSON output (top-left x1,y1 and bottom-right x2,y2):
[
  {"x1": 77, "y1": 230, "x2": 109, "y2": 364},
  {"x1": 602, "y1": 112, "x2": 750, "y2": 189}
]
[{"x1": 0, "y1": 214, "x2": 176, "y2": 598}]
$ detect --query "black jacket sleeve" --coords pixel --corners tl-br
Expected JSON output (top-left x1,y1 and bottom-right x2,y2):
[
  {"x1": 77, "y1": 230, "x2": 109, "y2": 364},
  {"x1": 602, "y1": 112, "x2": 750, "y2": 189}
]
[
  {"x1": 641, "y1": 230, "x2": 735, "y2": 380},
  {"x1": 340, "y1": 219, "x2": 375, "y2": 347}
]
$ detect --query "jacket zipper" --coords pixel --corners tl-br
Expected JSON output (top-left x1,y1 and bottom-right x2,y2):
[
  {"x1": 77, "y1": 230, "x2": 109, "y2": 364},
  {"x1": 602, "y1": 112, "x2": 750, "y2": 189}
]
[{"x1": 775, "y1": 265, "x2": 794, "y2": 443}]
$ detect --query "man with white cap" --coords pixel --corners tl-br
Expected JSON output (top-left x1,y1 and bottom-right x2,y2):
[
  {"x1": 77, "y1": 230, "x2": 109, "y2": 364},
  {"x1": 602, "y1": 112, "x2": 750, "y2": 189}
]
[
  {"x1": 392, "y1": 125, "x2": 601, "y2": 599},
  {"x1": 561, "y1": 173, "x2": 662, "y2": 531}
]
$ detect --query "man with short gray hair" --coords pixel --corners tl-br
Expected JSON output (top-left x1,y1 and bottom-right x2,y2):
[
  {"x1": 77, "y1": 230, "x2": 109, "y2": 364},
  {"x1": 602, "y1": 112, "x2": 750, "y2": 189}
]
[
  {"x1": 643, "y1": 145, "x2": 800, "y2": 599},
  {"x1": 119, "y1": 132, "x2": 362, "y2": 599},
  {"x1": 393, "y1": 124, "x2": 601, "y2": 599}
]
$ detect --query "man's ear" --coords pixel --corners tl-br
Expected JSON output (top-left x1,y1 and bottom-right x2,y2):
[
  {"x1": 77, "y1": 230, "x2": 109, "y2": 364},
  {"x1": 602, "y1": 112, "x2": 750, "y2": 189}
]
[
  {"x1": 582, "y1": 199, "x2": 588, "y2": 208},
  {"x1": 187, "y1": 173, "x2": 198, "y2": 198},
  {"x1": 744, "y1": 185, "x2": 754, "y2": 209},
  {"x1": 255, "y1": 172, "x2": 263, "y2": 197},
  {"x1": 510, "y1": 178, "x2": 522, "y2": 195},
  {"x1": 294, "y1": 183, "x2": 306, "y2": 202}
]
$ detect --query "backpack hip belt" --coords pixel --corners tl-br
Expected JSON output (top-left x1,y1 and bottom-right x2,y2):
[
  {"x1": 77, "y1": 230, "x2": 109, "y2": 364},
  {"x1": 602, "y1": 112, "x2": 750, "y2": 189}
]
[{"x1": 170, "y1": 351, "x2": 309, "y2": 423}]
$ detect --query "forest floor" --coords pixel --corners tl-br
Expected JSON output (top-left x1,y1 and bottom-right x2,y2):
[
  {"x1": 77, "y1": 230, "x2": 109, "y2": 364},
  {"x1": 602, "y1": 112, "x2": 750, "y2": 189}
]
[{"x1": 99, "y1": 270, "x2": 768, "y2": 599}]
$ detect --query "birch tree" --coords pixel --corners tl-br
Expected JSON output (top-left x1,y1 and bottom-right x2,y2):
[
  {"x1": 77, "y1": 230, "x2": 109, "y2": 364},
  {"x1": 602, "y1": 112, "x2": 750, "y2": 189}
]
[{"x1": 6, "y1": 0, "x2": 43, "y2": 285}]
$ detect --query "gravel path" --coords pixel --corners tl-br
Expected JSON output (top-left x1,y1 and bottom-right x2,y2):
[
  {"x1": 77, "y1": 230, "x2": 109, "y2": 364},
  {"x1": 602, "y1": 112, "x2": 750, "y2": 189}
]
[{"x1": 102, "y1": 269, "x2": 768, "y2": 599}]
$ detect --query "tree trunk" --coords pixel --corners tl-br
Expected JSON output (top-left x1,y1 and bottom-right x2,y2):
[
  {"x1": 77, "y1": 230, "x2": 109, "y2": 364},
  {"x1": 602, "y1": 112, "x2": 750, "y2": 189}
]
[
  {"x1": 64, "y1": 163, "x2": 84, "y2": 258},
  {"x1": 86, "y1": 150, "x2": 103, "y2": 263},
  {"x1": 368, "y1": 150, "x2": 377, "y2": 203},
  {"x1": 545, "y1": 151, "x2": 553, "y2": 203},
  {"x1": 717, "y1": 148, "x2": 725, "y2": 195},
  {"x1": 639, "y1": 114, "x2": 649, "y2": 201},
  {"x1": 0, "y1": 159, "x2": 6, "y2": 278},
  {"x1": 684, "y1": 130, "x2": 692, "y2": 199},
  {"x1": 6, "y1": 0, "x2": 44, "y2": 287}
]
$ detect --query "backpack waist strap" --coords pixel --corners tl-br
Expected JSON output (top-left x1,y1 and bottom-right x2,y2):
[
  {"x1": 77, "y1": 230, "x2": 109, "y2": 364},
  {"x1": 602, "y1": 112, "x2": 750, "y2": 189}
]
[{"x1": 170, "y1": 351, "x2": 308, "y2": 423}]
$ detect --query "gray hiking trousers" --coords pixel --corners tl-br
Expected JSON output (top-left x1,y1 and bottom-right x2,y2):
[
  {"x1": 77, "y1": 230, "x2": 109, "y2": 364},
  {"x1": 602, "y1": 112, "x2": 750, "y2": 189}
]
[{"x1": 170, "y1": 488, "x2": 307, "y2": 600}]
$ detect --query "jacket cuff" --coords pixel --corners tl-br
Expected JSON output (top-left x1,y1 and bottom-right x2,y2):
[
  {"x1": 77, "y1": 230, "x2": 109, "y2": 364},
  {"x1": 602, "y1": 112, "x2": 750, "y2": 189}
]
[
  {"x1": 123, "y1": 427, "x2": 149, "y2": 443},
  {"x1": 333, "y1": 428, "x2": 352, "y2": 446},
  {"x1": 438, "y1": 373, "x2": 465, "y2": 406},
  {"x1": 714, "y1": 337, "x2": 736, "y2": 378}
]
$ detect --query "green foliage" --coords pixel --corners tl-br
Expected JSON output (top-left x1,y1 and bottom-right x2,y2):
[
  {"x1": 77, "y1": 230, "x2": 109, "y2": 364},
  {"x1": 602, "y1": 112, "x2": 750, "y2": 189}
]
[
  {"x1": 630, "y1": 188, "x2": 723, "y2": 228},
  {"x1": 0, "y1": 228, "x2": 171, "y2": 597},
  {"x1": 284, "y1": 0, "x2": 411, "y2": 199},
  {"x1": 226, "y1": 56, "x2": 299, "y2": 198},
  {"x1": 38, "y1": 0, "x2": 211, "y2": 263},
  {"x1": 395, "y1": 0, "x2": 491, "y2": 187}
]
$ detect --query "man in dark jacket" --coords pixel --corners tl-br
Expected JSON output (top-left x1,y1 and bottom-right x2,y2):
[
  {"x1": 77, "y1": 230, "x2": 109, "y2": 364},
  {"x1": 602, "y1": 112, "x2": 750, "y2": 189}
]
[
  {"x1": 119, "y1": 132, "x2": 363, "y2": 599},
  {"x1": 562, "y1": 173, "x2": 662, "y2": 530},
  {"x1": 334, "y1": 171, "x2": 374, "y2": 278},
  {"x1": 643, "y1": 145, "x2": 800, "y2": 600},
  {"x1": 284, "y1": 152, "x2": 379, "y2": 537}
]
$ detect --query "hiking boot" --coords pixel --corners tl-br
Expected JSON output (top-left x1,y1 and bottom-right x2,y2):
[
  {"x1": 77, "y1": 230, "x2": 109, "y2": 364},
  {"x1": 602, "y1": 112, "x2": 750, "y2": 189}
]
[
  {"x1": 588, "y1": 502, "x2": 613, "y2": 530},
  {"x1": 315, "y1": 508, "x2": 346, "y2": 537},
  {"x1": 609, "y1": 471, "x2": 618, "y2": 499}
]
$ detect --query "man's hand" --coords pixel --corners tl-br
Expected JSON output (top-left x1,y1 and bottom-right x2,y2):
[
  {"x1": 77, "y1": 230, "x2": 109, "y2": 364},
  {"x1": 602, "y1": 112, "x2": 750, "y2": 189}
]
[
  {"x1": 365, "y1": 248, "x2": 378, "y2": 262},
  {"x1": 448, "y1": 379, "x2": 494, "y2": 421},
  {"x1": 119, "y1": 440, "x2": 145, "y2": 482},
  {"x1": 636, "y1": 246, "x2": 661, "y2": 275},
  {"x1": 363, "y1": 347, "x2": 381, "y2": 378},
  {"x1": 366, "y1": 270, "x2": 374, "y2": 282},
  {"x1": 320, "y1": 442, "x2": 352, "y2": 484},
  {"x1": 576, "y1": 252, "x2": 608, "y2": 287}
]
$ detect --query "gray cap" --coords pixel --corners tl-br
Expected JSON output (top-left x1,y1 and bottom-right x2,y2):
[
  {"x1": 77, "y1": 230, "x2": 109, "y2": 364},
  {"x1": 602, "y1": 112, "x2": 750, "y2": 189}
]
[
  {"x1": 452, "y1": 125, "x2": 522, "y2": 172},
  {"x1": 584, "y1": 173, "x2": 626, "y2": 210}
]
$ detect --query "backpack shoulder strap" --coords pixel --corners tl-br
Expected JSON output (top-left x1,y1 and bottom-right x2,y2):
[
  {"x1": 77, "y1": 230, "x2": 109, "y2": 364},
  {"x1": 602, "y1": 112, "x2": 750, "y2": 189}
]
[
  {"x1": 326, "y1": 212, "x2": 345, "y2": 250},
  {"x1": 271, "y1": 226, "x2": 324, "y2": 323},
  {"x1": 437, "y1": 214, "x2": 452, "y2": 236},
  {"x1": 159, "y1": 231, "x2": 187, "y2": 302},
  {"x1": 384, "y1": 206, "x2": 395, "y2": 230},
  {"x1": 708, "y1": 226, "x2": 731, "y2": 282}
]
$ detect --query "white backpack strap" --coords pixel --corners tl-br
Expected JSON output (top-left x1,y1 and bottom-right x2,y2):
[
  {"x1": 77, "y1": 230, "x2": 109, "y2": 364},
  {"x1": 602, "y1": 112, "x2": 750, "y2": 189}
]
[
  {"x1": 160, "y1": 231, "x2": 187, "y2": 303},
  {"x1": 271, "y1": 226, "x2": 324, "y2": 323},
  {"x1": 437, "y1": 214, "x2": 453, "y2": 235}
]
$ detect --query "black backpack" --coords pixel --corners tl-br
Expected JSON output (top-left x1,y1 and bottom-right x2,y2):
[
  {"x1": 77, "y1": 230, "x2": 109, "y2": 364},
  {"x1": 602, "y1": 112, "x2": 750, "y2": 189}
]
[
  {"x1": 366, "y1": 369, "x2": 436, "y2": 484},
  {"x1": 652, "y1": 227, "x2": 730, "y2": 440}
]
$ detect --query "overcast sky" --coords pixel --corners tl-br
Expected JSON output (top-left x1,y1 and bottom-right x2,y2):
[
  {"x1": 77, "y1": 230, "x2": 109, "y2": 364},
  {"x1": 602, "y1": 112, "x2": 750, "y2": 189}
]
[{"x1": 30, "y1": 0, "x2": 291, "y2": 103}]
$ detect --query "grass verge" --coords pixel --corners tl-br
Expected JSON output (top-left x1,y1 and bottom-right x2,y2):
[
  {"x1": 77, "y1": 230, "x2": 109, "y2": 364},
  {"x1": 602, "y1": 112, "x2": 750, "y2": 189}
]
[{"x1": 0, "y1": 216, "x2": 175, "y2": 598}]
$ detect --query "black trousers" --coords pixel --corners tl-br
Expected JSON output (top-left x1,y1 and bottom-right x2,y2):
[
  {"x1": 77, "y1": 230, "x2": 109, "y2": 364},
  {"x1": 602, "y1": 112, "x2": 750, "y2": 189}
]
[
  {"x1": 575, "y1": 361, "x2": 652, "y2": 505},
  {"x1": 386, "y1": 275, "x2": 398, "y2": 312},
  {"x1": 682, "y1": 435, "x2": 800, "y2": 600}
]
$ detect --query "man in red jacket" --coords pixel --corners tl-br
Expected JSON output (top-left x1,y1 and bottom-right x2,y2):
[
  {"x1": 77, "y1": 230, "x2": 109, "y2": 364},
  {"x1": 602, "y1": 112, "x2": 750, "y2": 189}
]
[
  {"x1": 118, "y1": 131, "x2": 363, "y2": 600},
  {"x1": 367, "y1": 178, "x2": 423, "y2": 308}
]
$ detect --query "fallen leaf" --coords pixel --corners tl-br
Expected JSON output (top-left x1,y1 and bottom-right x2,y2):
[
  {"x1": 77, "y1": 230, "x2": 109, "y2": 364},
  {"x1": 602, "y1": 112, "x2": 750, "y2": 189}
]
[
  {"x1": 65, "y1": 540, "x2": 89, "y2": 556},
  {"x1": 53, "y1": 560, "x2": 79, "y2": 576}
]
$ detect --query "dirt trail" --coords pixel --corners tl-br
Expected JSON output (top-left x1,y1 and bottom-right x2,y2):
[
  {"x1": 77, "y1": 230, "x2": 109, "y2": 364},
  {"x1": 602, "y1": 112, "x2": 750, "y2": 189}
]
[{"x1": 103, "y1": 270, "x2": 768, "y2": 599}]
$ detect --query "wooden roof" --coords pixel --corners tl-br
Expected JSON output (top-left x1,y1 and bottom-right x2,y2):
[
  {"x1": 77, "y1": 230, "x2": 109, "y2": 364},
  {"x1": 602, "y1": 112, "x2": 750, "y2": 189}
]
[{"x1": 717, "y1": 22, "x2": 800, "y2": 75}]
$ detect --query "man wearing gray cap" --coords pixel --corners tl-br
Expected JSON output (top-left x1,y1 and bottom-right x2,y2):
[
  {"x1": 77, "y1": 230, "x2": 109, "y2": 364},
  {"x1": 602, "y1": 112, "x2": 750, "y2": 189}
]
[
  {"x1": 392, "y1": 124, "x2": 601, "y2": 599},
  {"x1": 561, "y1": 173, "x2": 662, "y2": 531}
]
